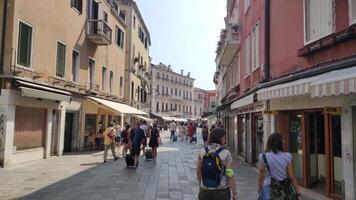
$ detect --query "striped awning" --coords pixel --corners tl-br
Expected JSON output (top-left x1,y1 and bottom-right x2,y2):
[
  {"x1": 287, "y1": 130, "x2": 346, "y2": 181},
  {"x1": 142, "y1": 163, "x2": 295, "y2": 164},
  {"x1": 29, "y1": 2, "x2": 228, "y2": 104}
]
[
  {"x1": 258, "y1": 66, "x2": 356, "y2": 100},
  {"x1": 310, "y1": 66, "x2": 356, "y2": 98}
]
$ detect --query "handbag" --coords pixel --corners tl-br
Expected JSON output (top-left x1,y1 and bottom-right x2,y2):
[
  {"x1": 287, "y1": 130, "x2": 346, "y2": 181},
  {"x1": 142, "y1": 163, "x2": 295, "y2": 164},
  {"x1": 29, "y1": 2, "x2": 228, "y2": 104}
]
[{"x1": 262, "y1": 154, "x2": 298, "y2": 200}]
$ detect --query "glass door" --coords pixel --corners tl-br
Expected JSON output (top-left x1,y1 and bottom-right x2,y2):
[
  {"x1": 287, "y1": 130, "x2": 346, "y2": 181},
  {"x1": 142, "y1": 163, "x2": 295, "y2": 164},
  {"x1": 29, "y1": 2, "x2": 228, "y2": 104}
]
[
  {"x1": 254, "y1": 115, "x2": 264, "y2": 165},
  {"x1": 238, "y1": 116, "x2": 246, "y2": 158},
  {"x1": 289, "y1": 113, "x2": 304, "y2": 182},
  {"x1": 330, "y1": 115, "x2": 342, "y2": 197}
]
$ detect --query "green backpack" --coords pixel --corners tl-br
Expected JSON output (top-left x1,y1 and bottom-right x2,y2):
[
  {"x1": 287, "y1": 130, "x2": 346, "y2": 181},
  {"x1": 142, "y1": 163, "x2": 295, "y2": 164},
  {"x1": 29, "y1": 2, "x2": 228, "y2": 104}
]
[{"x1": 262, "y1": 154, "x2": 298, "y2": 200}]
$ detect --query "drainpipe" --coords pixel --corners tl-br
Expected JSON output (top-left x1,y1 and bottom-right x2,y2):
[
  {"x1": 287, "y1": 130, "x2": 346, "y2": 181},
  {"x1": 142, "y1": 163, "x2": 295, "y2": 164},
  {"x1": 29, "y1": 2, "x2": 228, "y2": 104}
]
[
  {"x1": 0, "y1": 0, "x2": 8, "y2": 73},
  {"x1": 263, "y1": 0, "x2": 270, "y2": 82}
]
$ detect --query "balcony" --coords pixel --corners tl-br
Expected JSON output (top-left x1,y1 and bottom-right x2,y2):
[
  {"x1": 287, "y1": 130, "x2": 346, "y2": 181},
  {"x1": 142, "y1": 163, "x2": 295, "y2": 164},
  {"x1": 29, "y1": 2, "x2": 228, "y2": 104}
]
[
  {"x1": 86, "y1": 19, "x2": 112, "y2": 45},
  {"x1": 216, "y1": 23, "x2": 241, "y2": 66}
]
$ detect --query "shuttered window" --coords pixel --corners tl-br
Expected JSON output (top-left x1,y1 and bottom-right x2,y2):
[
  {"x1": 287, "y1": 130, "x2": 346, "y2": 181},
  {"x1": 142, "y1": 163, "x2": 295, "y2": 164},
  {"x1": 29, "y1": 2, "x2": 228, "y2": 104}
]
[
  {"x1": 305, "y1": 0, "x2": 333, "y2": 43},
  {"x1": 17, "y1": 21, "x2": 33, "y2": 67},
  {"x1": 244, "y1": 36, "x2": 251, "y2": 76},
  {"x1": 351, "y1": 0, "x2": 356, "y2": 24},
  {"x1": 56, "y1": 42, "x2": 66, "y2": 78},
  {"x1": 115, "y1": 26, "x2": 124, "y2": 48}
]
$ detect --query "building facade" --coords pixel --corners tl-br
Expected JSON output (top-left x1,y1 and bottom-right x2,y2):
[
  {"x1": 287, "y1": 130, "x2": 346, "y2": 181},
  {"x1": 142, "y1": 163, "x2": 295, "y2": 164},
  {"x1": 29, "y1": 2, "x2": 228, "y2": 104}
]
[
  {"x1": 214, "y1": 0, "x2": 356, "y2": 199},
  {"x1": 0, "y1": 0, "x2": 149, "y2": 167},
  {"x1": 193, "y1": 87, "x2": 208, "y2": 119},
  {"x1": 118, "y1": 0, "x2": 151, "y2": 113},
  {"x1": 150, "y1": 63, "x2": 195, "y2": 119}
]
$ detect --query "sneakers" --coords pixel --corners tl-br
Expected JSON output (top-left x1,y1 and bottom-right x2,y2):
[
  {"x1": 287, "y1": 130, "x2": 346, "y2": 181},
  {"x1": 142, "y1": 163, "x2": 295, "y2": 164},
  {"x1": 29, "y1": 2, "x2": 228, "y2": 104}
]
[{"x1": 114, "y1": 157, "x2": 118, "y2": 161}]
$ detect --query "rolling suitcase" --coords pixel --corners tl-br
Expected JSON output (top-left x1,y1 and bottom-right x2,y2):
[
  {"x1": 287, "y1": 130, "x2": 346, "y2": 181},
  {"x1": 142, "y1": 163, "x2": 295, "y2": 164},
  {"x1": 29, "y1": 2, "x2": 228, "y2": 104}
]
[
  {"x1": 125, "y1": 154, "x2": 134, "y2": 167},
  {"x1": 145, "y1": 148, "x2": 153, "y2": 160},
  {"x1": 173, "y1": 134, "x2": 178, "y2": 142}
]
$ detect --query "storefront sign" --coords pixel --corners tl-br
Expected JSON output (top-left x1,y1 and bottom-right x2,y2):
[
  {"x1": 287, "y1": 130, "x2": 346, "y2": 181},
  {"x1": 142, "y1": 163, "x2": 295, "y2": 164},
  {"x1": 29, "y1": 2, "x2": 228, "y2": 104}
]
[
  {"x1": 263, "y1": 110, "x2": 278, "y2": 115},
  {"x1": 237, "y1": 103, "x2": 265, "y2": 114},
  {"x1": 324, "y1": 107, "x2": 341, "y2": 115}
]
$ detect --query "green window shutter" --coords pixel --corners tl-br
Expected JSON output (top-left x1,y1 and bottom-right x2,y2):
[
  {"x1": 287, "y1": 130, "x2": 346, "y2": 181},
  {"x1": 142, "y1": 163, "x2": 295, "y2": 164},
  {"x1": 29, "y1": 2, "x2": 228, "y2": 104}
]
[
  {"x1": 56, "y1": 42, "x2": 66, "y2": 77},
  {"x1": 17, "y1": 22, "x2": 32, "y2": 67}
]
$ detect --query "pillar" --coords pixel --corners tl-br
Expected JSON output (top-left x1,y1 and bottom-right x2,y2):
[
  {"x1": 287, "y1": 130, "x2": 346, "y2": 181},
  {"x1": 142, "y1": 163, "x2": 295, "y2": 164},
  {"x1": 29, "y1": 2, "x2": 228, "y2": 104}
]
[
  {"x1": 44, "y1": 109, "x2": 53, "y2": 159},
  {"x1": 0, "y1": 104, "x2": 15, "y2": 167},
  {"x1": 57, "y1": 107, "x2": 66, "y2": 156},
  {"x1": 341, "y1": 106, "x2": 355, "y2": 200}
]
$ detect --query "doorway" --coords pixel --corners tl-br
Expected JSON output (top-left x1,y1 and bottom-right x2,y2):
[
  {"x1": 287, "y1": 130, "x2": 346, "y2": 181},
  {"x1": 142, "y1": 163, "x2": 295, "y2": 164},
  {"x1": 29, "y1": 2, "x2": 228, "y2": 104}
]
[
  {"x1": 50, "y1": 110, "x2": 59, "y2": 155},
  {"x1": 252, "y1": 114, "x2": 264, "y2": 166},
  {"x1": 238, "y1": 115, "x2": 246, "y2": 158},
  {"x1": 308, "y1": 112, "x2": 326, "y2": 194},
  {"x1": 64, "y1": 113, "x2": 74, "y2": 152}
]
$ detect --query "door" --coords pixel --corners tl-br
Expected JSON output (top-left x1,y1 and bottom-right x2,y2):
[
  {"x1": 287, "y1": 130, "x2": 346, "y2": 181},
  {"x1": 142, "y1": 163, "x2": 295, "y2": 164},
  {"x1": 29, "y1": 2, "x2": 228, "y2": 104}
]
[
  {"x1": 289, "y1": 113, "x2": 304, "y2": 183},
  {"x1": 253, "y1": 114, "x2": 264, "y2": 166},
  {"x1": 328, "y1": 115, "x2": 342, "y2": 198},
  {"x1": 308, "y1": 112, "x2": 326, "y2": 194},
  {"x1": 64, "y1": 113, "x2": 74, "y2": 152},
  {"x1": 238, "y1": 115, "x2": 246, "y2": 158}
]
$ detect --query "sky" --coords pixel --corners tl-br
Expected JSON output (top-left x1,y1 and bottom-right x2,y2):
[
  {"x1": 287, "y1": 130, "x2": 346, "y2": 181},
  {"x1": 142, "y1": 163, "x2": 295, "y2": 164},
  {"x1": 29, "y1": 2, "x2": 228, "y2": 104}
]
[{"x1": 135, "y1": 0, "x2": 227, "y2": 90}]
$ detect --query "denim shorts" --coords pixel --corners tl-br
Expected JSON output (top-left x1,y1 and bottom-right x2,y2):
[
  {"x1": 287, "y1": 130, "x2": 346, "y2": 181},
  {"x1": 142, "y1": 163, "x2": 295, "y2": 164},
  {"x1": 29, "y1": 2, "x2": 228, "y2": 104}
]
[{"x1": 258, "y1": 185, "x2": 270, "y2": 200}]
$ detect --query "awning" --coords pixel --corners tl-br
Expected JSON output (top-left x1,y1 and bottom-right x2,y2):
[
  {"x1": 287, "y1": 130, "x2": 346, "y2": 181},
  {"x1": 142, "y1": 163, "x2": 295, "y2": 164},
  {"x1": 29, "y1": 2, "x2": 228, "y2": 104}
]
[
  {"x1": 134, "y1": 115, "x2": 154, "y2": 123},
  {"x1": 20, "y1": 87, "x2": 71, "y2": 102},
  {"x1": 257, "y1": 74, "x2": 324, "y2": 101},
  {"x1": 17, "y1": 80, "x2": 71, "y2": 95},
  {"x1": 88, "y1": 96, "x2": 148, "y2": 115},
  {"x1": 231, "y1": 94, "x2": 254, "y2": 110},
  {"x1": 310, "y1": 66, "x2": 356, "y2": 98}
]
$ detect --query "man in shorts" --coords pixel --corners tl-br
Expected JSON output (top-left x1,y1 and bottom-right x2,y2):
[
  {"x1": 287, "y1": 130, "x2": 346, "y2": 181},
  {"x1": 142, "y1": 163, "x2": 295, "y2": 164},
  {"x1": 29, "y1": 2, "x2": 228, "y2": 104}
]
[{"x1": 130, "y1": 122, "x2": 145, "y2": 169}]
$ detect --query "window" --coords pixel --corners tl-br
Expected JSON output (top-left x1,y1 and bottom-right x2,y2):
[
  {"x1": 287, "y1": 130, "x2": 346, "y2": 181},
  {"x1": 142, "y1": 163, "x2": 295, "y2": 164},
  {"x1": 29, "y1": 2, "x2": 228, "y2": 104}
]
[
  {"x1": 133, "y1": 16, "x2": 136, "y2": 29},
  {"x1": 156, "y1": 85, "x2": 159, "y2": 94},
  {"x1": 156, "y1": 102, "x2": 159, "y2": 111},
  {"x1": 17, "y1": 21, "x2": 33, "y2": 67},
  {"x1": 162, "y1": 86, "x2": 164, "y2": 95},
  {"x1": 103, "y1": 12, "x2": 108, "y2": 23},
  {"x1": 161, "y1": 102, "x2": 164, "y2": 111},
  {"x1": 244, "y1": 36, "x2": 251, "y2": 76},
  {"x1": 166, "y1": 87, "x2": 169, "y2": 95},
  {"x1": 71, "y1": 0, "x2": 82, "y2": 13},
  {"x1": 131, "y1": 82, "x2": 134, "y2": 100},
  {"x1": 109, "y1": 71, "x2": 113, "y2": 93},
  {"x1": 102, "y1": 67, "x2": 107, "y2": 91},
  {"x1": 253, "y1": 22, "x2": 260, "y2": 70},
  {"x1": 119, "y1": 76, "x2": 123, "y2": 96},
  {"x1": 88, "y1": 59, "x2": 95, "y2": 89},
  {"x1": 72, "y1": 50, "x2": 79, "y2": 82},
  {"x1": 56, "y1": 42, "x2": 66, "y2": 78},
  {"x1": 144, "y1": 37, "x2": 148, "y2": 49},
  {"x1": 350, "y1": 0, "x2": 356, "y2": 24},
  {"x1": 304, "y1": 0, "x2": 333, "y2": 43},
  {"x1": 244, "y1": 0, "x2": 250, "y2": 14},
  {"x1": 233, "y1": 54, "x2": 240, "y2": 85},
  {"x1": 171, "y1": 88, "x2": 173, "y2": 95},
  {"x1": 119, "y1": 10, "x2": 126, "y2": 21},
  {"x1": 166, "y1": 103, "x2": 168, "y2": 111},
  {"x1": 115, "y1": 26, "x2": 124, "y2": 48},
  {"x1": 175, "y1": 88, "x2": 177, "y2": 96}
]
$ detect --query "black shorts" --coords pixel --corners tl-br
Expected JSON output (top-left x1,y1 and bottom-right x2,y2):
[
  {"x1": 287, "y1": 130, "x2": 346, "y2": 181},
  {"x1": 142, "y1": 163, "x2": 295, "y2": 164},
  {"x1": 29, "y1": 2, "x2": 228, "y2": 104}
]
[
  {"x1": 142, "y1": 137, "x2": 147, "y2": 146},
  {"x1": 131, "y1": 147, "x2": 141, "y2": 156}
]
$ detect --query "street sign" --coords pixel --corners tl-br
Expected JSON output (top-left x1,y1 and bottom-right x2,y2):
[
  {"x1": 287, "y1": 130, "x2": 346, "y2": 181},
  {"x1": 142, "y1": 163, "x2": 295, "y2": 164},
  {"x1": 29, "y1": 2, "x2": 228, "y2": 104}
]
[
  {"x1": 263, "y1": 110, "x2": 278, "y2": 115},
  {"x1": 324, "y1": 107, "x2": 341, "y2": 115}
]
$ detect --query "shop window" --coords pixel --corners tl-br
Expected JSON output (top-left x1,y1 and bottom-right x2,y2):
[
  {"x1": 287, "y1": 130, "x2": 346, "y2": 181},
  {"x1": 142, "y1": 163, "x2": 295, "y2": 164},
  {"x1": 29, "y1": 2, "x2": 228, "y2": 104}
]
[{"x1": 289, "y1": 114, "x2": 304, "y2": 182}]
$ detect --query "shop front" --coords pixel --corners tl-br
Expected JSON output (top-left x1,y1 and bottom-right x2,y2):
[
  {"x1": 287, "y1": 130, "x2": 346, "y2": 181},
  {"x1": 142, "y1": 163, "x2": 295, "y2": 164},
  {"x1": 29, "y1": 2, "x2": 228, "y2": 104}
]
[
  {"x1": 231, "y1": 94, "x2": 266, "y2": 166},
  {"x1": 257, "y1": 66, "x2": 356, "y2": 199}
]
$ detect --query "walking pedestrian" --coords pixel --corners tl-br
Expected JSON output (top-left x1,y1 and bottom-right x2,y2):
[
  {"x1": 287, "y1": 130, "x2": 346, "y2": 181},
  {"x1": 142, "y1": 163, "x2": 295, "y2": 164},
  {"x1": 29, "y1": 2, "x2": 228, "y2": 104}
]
[
  {"x1": 103, "y1": 122, "x2": 118, "y2": 163},
  {"x1": 130, "y1": 122, "x2": 145, "y2": 169},
  {"x1": 169, "y1": 120, "x2": 177, "y2": 141},
  {"x1": 114, "y1": 121, "x2": 122, "y2": 156},
  {"x1": 148, "y1": 123, "x2": 160, "y2": 162},
  {"x1": 187, "y1": 122, "x2": 194, "y2": 143},
  {"x1": 121, "y1": 124, "x2": 130, "y2": 158},
  {"x1": 196, "y1": 128, "x2": 238, "y2": 200},
  {"x1": 202, "y1": 122, "x2": 209, "y2": 146},
  {"x1": 140, "y1": 121, "x2": 148, "y2": 155},
  {"x1": 178, "y1": 122, "x2": 185, "y2": 141},
  {"x1": 258, "y1": 133, "x2": 301, "y2": 200}
]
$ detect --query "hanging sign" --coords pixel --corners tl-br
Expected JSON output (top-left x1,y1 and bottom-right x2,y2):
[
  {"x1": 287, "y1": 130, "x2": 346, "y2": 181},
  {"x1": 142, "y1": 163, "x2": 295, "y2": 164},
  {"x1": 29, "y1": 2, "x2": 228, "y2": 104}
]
[
  {"x1": 324, "y1": 107, "x2": 341, "y2": 115},
  {"x1": 263, "y1": 110, "x2": 278, "y2": 115}
]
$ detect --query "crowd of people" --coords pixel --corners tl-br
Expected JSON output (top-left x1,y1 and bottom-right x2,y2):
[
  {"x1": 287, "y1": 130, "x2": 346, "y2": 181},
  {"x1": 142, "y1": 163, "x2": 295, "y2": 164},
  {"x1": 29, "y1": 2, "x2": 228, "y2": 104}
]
[{"x1": 101, "y1": 120, "x2": 161, "y2": 170}]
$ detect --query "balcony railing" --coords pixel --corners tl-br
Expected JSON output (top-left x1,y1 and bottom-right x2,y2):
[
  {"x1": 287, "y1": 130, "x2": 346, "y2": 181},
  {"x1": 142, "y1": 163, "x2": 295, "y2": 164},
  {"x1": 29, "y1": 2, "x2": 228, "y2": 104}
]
[{"x1": 86, "y1": 19, "x2": 112, "y2": 45}]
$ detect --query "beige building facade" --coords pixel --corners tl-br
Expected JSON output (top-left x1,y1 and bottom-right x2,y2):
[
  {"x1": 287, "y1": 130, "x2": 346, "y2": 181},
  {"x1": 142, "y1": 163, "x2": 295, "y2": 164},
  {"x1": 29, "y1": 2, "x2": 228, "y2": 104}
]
[
  {"x1": 151, "y1": 63, "x2": 195, "y2": 119},
  {"x1": 118, "y1": 0, "x2": 151, "y2": 113},
  {"x1": 0, "y1": 0, "x2": 149, "y2": 167}
]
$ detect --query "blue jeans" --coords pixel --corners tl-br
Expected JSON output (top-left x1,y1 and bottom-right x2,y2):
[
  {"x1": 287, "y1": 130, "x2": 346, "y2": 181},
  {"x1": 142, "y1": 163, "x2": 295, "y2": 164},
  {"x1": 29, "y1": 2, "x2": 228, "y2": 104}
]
[
  {"x1": 258, "y1": 185, "x2": 270, "y2": 200},
  {"x1": 170, "y1": 130, "x2": 175, "y2": 140}
]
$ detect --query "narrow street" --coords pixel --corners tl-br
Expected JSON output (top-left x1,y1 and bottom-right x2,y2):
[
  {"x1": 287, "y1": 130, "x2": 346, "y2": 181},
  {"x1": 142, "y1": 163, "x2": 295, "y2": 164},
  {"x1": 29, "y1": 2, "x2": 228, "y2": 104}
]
[{"x1": 0, "y1": 130, "x2": 326, "y2": 200}]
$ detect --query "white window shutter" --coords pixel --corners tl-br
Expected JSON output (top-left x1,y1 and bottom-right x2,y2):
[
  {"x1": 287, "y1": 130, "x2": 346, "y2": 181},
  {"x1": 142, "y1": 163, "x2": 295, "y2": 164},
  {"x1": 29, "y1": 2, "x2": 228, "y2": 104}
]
[
  {"x1": 251, "y1": 28, "x2": 255, "y2": 70},
  {"x1": 352, "y1": 0, "x2": 356, "y2": 23},
  {"x1": 255, "y1": 22, "x2": 260, "y2": 68},
  {"x1": 305, "y1": 0, "x2": 332, "y2": 42}
]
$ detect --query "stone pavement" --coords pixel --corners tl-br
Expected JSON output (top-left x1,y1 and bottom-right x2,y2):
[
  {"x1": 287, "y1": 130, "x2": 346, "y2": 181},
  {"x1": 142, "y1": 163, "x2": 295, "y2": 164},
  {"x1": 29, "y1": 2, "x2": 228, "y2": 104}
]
[{"x1": 0, "y1": 130, "x2": 325, "y2": 200}]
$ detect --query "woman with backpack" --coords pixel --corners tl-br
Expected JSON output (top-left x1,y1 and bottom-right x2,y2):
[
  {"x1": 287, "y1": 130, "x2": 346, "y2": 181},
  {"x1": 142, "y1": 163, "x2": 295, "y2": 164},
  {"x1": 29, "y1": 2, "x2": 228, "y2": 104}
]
[
  {"x1": 148, "y1": 123, "x2": 160, "y2": 161},
  {"x1": 258, "y1": 133, "x2": 301, "y2": 200},
  {"x1": 196, "y1": 128, "x2": 238, "y2": 200}
]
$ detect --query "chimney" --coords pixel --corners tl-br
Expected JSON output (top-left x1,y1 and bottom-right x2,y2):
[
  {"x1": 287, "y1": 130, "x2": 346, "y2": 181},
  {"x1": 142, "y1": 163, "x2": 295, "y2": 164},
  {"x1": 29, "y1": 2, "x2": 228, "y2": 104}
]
[
  {"x1": 181, "y1": 70, "x2": 184, "y2": 75},
  {"x1": 187, "y1": 72, "x2": 190, "y2": 77}
]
